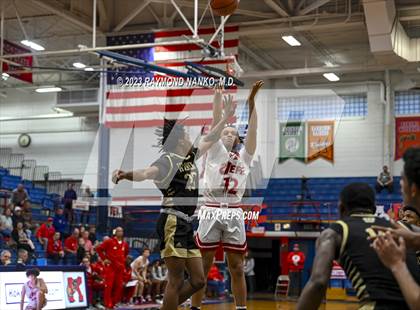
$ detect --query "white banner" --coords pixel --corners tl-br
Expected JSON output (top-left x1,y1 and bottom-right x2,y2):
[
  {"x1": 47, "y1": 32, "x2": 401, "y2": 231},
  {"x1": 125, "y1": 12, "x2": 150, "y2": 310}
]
[
  {"x1": 108, "y1": 205, "x2": 123, "y2": 218},
  {"x1": 72, "y1": 200, "x2": 90, "y2": 211}
]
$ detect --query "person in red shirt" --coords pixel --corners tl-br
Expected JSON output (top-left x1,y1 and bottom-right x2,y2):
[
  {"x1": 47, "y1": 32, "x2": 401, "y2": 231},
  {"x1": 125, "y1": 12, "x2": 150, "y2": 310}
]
[
  {"x1": 96, "y1": 227, "x2": 129, "y2": 309},
  {"x1": 36, "y1": 218, "x2": 55, "y2": 251},
  {"x1": 90, "y1": 257, "x2": 106, "y2": 307},
  {"x1": 47, "y1": 232, "x2": 64, "y2": 265},
  {"x1": 206, "y1": 263, "x2": 224, "y2": 298},
  {"x1": 64, "y1": 228, "x2": 79, "y2": 265},
  {"x1": 287, "y1": 243, "x2": 306, "y2": 297}
]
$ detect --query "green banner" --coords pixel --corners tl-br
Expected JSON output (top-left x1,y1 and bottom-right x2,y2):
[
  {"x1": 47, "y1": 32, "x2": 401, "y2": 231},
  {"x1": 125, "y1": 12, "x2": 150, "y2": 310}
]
[{"x1": 279, "y1": 122, "x2": 305, "y2": 162}]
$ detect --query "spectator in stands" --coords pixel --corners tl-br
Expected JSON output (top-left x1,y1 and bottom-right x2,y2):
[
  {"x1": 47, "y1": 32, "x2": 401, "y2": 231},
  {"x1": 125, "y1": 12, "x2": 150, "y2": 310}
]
[
  {"x1": 244, "y1": 251, "x2": 256, "y2": 295},
  {"x1": 22, "y1": 201, "x2": 33, "y2": 231},
  {"x1": 82, "y1": 230, "x2": 94, "y2": 256},
  {"x1": 402, "y1": 206, "x2": 420, "y2": 227},
  {"x1": 12, "y1": 207, "x2": 25, "y2": 227},
  {"x1": 11, "y1": 183, "x2": 29, "y2": 208},
  {"x1": 287, "y1": 243, "x2": 306, "y2": 297},
  {"x1": 63, "y1": 183, "x2": 77, "y2": 224},
  {"x1": 376, "y1": 165, "x2": 394, "y2": 193},
  {"x1": 80, "y1": 186, "x2": 93, "y2": 225},
  {"x1": 77, "y1": 237, "x2": 87, "y2": 264},
  {"x1": 47, "y1": 232, "x2": 64, "y2": 265},
  {"x1": 150, "y1": 260, "x2": 166, "y2": 302},
  {"x1": 0, "y1": 249, "x2": 12, "y2": 266},
  {"x1": 91, "y1": 257, "x2": 106, "y2": 308},
  {"x1": 131, "y1": 248, "x2": 151, "y2": 304},
  {"x1": 122, "y1": 255, "x2": 136, "y2": 304},
  {"x1": 64, "y1": 228, "x2": 79, "y2": 265},
  {"x1": 36, "y1": 218, "x2": 55, "y2": 251},
  {"x1": 207, "y1": 262, "x2": 225, "y2": 298},
  {"x1": 53, "y1": 207, "x2": 68, "y2": 238},
  {"x1": 16, "y1": 248, "x2": 29, "y2": 267},
  {"x1": 88, "y1": 226, "x2": 97, "y2": 245},
  {"x1": 12, "y1": 221, "x2": 35, "y2": 261},
  {"x1": 0, "y1": 208, "x2": 14, "y2": 241},
  {"x1": 300, "y1": 176, "x2": 311, "y2": 200}
]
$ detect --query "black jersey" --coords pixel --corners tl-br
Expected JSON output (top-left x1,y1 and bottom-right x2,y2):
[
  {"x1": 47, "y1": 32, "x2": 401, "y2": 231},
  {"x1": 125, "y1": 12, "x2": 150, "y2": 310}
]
[
  {"x1": 152, "y1": 147, "x2": 199, "y2": 216},
  {"x1": 330, "y1": 214, "x2": 420, "y2": 307}
]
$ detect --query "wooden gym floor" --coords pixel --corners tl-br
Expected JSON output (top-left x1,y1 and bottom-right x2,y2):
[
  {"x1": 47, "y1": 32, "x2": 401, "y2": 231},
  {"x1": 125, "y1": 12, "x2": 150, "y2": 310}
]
[{"x1": 201, "y1": 300, "x2": 359, "y2": 309}]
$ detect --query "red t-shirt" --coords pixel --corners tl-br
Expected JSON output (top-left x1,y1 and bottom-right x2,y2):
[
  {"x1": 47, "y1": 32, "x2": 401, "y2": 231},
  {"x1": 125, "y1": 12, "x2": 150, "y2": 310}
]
[
  {"x1": 207, "y1": 265, "x2": 224, "y2": 281},
  {"x1": 36, "y1": 223, "x2": 55, "y2": 239},
  {"x1": 96, "y1": 237, "x2": 129, "y2": 270},
  {"x1": 47, "y1": 238, "x2": 63, "y2": 255},
  {"x1": 64, "y1": 236, "x2": 78, "y2": 252},
  {"x1": 287, "y1": 251, "x2": 305, "y2": 271}
]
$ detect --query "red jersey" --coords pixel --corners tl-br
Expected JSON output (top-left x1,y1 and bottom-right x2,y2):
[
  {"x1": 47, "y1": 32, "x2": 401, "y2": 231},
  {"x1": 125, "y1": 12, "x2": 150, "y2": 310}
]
[
  {"x1": 36, "y1": 223, "x2": 55, "y2": 239},
  {"x1": 64, "y1": 236, "x2": 78, "y2": 252},
  {"x1": 96, "y1": 237, "x2": 129, "y2": 270},
  {"x1": 207, "y1": 265, "x2": 224, "y2": 281},
  {"x1": 287, "y1": 251, "x2": 305, "y2": 271},
  {"x1": 47, "y1": 238, "x2": 63, "y2": 255}
]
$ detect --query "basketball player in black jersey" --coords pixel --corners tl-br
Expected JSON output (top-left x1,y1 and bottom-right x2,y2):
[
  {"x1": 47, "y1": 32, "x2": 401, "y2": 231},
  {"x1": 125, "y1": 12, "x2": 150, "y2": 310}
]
[
  {"x1": 297, "y1": 182, "x2": 420, "y2": 310},
  {"x1": 112, "y1": 95, "x2": 236, "y2": 310}
]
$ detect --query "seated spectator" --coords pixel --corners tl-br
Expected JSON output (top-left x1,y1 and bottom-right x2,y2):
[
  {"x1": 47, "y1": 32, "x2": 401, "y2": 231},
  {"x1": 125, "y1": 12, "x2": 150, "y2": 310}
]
[
  {"x1": 206, "y1": 262, "x2": 225, "y2": 298},
  {"x1": 82, "y1": 230, "x2": 94, "y2": 256},
  {"x1": 22, "y1": 201, "x2": 33, "y2": 231},
  {"x1": 63, "y1": 183, "x2": 77, "y2": 224},
  {"x1": 376, "y1": 165, "x2": 393, "y2": 193},
  {"x1": 47, "y1": 232, "x2": 64, "y2": 264},
  {"x1": 122, "y1": 256, "x2": 136, "y2": 304},
  {"x1": 150, "y1": 260, "x2": 166, "y2": 301},
  {"x1": 64, "y1": 228, "x2": 79, "y2": 265},
  {"x1": 91, "y1": 257, "x2": 106, "y2": 307},
  {"x1": 402, "y1": 206, "x2": 420, "y2": 227},
  {"x1": 0, "y1": 208, "x2": 14, "y2": 241},
  {"x1": 244, "y1": 251, "x2": 256, "y2": 295},
  {"x1": 11, "y1": 184, "x2": 29, "y2": 208},
  {"x1": 0, "y1": 250, "x2": 12, "y2": 266},
  {"x1": 16, "y1": 248, "x2": 29, "y2": 267},
  {"x1": 131, "y1": 248, "x2": 151, "y2": 304},
  {"x1": 12, "y1": 207, "x2": 25, "y2": 228},
  {"x1": 77, "y1": 237, "x2": 86, "y2": 264},
  {"x1": 53, "y1": 207, "x2": 68, "y2": 237},
  {"x1": 81, "y1": 256, "x2": 94, "y2": 305},
  {"x1": 12, "y1": 222, "x2": 35, "y2": 257},
  {"x1": 36, "y1": 218, "x2": 55, "y2": 251},
  {"x1": 88, "y1": 226, "x2": 97, "y2": 245}
]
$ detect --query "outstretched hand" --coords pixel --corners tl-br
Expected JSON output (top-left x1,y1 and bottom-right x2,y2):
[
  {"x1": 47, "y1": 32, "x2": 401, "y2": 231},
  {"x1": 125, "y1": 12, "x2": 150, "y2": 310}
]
[
  {"x1": 368, "y1": 220, "x2": 419, "y2": 250},
  {"x1": 371, "y1": 231, "x2": 406, "y2": 271},
  {"x1": 223, "y1": 94, "x2": 237, "y2": 119},
  {"x1": 112, "y1": 169, "x2": 125, "y2": 184},
  {"x1": 249, "y1": 80, "x2": 264, "y2": 101}
]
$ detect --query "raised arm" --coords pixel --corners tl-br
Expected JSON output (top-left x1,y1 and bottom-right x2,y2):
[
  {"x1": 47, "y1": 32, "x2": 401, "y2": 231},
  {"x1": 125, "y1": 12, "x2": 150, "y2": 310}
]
[
  {"x1": 210, "y1": 84, "x2": 223, "y2": 130},
  {"x1": 197, "y1": 94, "x2": 237, "y2": 157},
  {"x1": 297, "y1": 229, "x2": 339, "y2": 310},
  {"x1": 112, "y1": 166, "x2": 159, "y2": 184},
  {"x1": 244, "y1": 80, "x2": 264, "y2": 156}
]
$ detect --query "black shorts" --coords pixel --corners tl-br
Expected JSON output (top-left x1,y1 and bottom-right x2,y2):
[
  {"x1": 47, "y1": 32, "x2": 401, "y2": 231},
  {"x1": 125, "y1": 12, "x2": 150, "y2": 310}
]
[
  {"x1": 359, "y1": 300, "x2": 410, "y2": 310},
  {"x1": 156, "y1": 213, "x2": 201, "y2": 259}
]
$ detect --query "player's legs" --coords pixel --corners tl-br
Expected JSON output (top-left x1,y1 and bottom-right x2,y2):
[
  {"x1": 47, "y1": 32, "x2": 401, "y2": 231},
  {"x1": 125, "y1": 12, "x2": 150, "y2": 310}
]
[
  {"x1": 226, "y1": 251, "x2": 247, "y2": 308},
  {"x1": 191, "y1": 249, "x2": 217, "y2": 308},
  {"x1": 177, "y1": 256, "x2": 206, "y2": 305}
]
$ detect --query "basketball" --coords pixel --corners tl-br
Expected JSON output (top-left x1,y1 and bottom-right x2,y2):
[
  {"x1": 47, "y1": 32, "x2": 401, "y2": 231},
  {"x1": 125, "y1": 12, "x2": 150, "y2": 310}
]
[{"x1": 210, "y1": 0, "x2": 239, "y2": 16}]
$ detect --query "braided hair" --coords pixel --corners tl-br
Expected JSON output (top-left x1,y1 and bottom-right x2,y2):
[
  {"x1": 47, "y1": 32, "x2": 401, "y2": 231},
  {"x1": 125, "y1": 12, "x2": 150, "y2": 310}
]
[{"x1": 155, "y1": 119, "x2": 186, "y2": 153}]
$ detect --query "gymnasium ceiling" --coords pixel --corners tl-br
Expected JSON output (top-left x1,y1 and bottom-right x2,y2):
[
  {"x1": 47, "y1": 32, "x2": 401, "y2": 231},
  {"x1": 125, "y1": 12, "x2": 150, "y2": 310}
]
[{"x1": 1, "y1": 0, "x2": 420, "y2": 89}]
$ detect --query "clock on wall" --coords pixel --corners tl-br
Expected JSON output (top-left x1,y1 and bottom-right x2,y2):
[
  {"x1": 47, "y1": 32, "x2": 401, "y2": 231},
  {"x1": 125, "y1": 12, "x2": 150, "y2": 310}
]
[{"x1": 18, "y1": 134, "x2": 31, "y2": 148}]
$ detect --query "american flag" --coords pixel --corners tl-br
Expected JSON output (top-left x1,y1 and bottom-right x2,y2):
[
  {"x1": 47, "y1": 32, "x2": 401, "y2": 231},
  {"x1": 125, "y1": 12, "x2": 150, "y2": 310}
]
[{"x1": 105, "y1": 26, "x2": 239, "y2": 128}]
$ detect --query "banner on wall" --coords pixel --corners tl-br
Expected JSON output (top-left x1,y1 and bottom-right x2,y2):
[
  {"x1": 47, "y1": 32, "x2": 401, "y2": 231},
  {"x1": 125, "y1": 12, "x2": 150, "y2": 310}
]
[
  {"x1": 1, "y1": 39, "x2": 33, "y2": 83},
  {"x1": 279, "y1": 122, "x2": 305, "y2": 162},
  {"x1": 395, "y1": 117, "x2": 420, "y2": 160},
  {"x1": 307, "y1": 121, "x2": 334, "y2": 163}
]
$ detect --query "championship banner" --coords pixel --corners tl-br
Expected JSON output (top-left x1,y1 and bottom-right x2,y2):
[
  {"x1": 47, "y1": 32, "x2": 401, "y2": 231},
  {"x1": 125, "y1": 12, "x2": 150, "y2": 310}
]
[
  {"x1": 1, "y1": 39, "x2": 33, "y2": 83},
  {"x1": 395, "y1": 117, "x2": 420, "y2": 160},
  {"x1": 307, "y1": 121, "x2": 334, "y2": 163},
  {"x1": 279, "y1": 122, "x2": 305, "y2": 162}
]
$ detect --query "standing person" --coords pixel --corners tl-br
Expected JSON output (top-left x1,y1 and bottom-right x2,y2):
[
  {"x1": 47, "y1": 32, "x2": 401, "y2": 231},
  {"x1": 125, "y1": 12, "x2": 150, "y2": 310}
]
[
  {"x1": 63, "y1": 183, "x2": 77, "y2": 225},
  {"x1": 244, "y1": 251, "x2": 256, "y2": 295},
  {"x1": 376, "y1": 165, "x2": 394, "y2": 193},
  {"x1": 192, "y1": 81, "x2": 264, "y2": 310},
  {"x1": 95, "y1": 227, "x2": 129, "y2": 309},
  {"x1": 112, "y1": 95, "x2": 237, "y2": 310},
  {"x1": 20, "y1": 268, "x2": 48, "y2": 310},
  {"x1": 297, "y1": 183, "x2": 420, "y2": 310},
  {"x1": 53, "y1": 207, "x2": 68, "y2": 238},
  {"x1": 80, "y1": 186, "x2": 93, "y2": 225},
  {"x1": 287, "y1": 244, "x2": 305, "y2": 297},
  {"x1": 131, "y1": 248, "x2": 150, "y2": 304}
]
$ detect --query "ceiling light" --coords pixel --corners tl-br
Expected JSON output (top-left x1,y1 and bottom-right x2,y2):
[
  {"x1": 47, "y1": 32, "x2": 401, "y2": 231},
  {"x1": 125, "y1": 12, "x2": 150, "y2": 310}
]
[
  {"x1": 282, "y1": 35, "x2": 301, "y2": 46},
  {"x1": 73, "y1": 62, "x2": 86, "y2": 69},
  {"x1": 84, "y1": 67, "x2": 94, "y2": 71},
  {"x1": 323, "y1": 73, "x2": 340, "y2": 82},
  {"x1": 21, "y1": 40, "x2": 45, "y2": 51},
  {"x1": 2, "y1": 72, "x2": 10, "y2": 80},
  {"x1": 35, "y1": 86, "x2": 62, "y2": 93}
]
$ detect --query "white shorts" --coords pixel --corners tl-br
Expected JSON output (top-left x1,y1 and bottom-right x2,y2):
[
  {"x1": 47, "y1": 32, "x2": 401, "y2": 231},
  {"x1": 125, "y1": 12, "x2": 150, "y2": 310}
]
[{"x1": 195, "y1": 206, "x2": 247, "y2": 253}]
